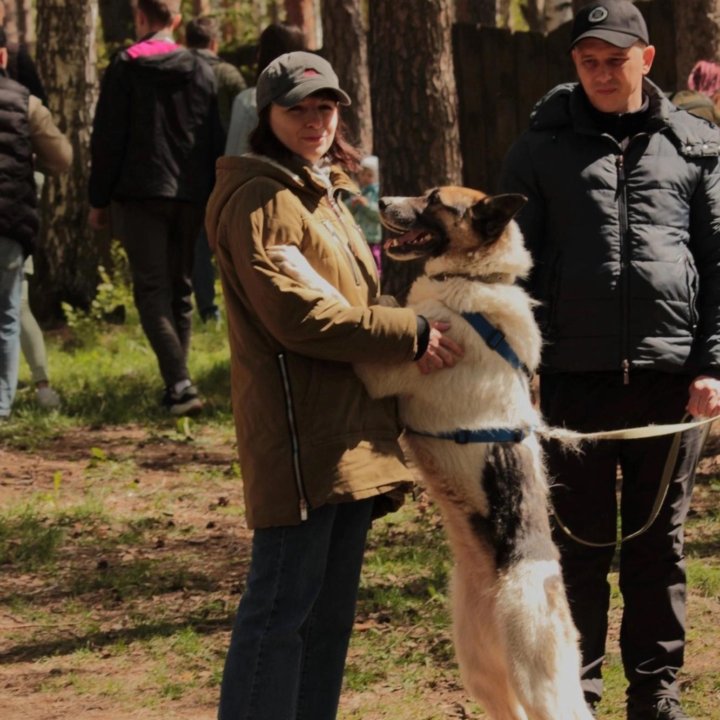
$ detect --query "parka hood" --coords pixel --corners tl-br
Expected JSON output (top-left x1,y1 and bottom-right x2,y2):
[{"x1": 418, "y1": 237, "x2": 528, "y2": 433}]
[
  {"x1": 529, "y1": 79, "x2": 720, "y2": 155},
  {"x1": 206, "y1": 154, "x2": 357, "y2": 252}
]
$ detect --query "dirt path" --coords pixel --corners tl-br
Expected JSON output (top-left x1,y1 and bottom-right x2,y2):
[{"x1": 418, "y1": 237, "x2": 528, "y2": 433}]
[{"x1": 1, "y1": 424, "x2": 719, "y2": 720}]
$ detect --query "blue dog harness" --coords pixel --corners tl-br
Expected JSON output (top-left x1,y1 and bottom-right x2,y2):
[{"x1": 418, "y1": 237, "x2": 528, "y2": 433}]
[{"x1": 406, "y1": 311, "x2": 533, "y2": 445}]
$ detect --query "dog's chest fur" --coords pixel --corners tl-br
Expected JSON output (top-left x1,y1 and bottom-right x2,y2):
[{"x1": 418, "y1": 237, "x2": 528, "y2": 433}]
[{"x1": 385, "y1": 273, "x2": 551, "y2": 566}]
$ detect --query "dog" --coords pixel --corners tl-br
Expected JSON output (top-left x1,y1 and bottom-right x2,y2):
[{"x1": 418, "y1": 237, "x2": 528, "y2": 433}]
[{"x1": 267, "y1": 187, "x2": 592, "y2": 720}]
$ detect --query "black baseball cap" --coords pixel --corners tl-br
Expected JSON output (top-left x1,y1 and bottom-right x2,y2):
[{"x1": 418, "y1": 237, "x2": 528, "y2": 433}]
[
  {"x1": 256, "y1": 51, "x2": 351, "y2": 113},
  {"x1": 570, "y1": 0, "x2": 649, "y2": 50}
]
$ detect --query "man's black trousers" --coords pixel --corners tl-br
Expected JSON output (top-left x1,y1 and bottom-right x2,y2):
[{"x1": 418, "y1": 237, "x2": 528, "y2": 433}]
[{"x1": 540, "y1": 371, "x2": 703, "y2": 708}]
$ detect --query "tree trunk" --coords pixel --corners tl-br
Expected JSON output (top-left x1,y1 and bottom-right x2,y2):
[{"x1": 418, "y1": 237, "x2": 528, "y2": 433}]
[
  {"x1": 14, "y1": 0, "x2": 34, "y2": 51},
  {"x1": 286, "y1": 0, "x2": 319, "y2": 49},
  {"x1": 369, "y1": 0, "x2": 462, "y2": 299},
  {"x1": 2, "y1": 0, "x2": 19, "y2": 44},
  {"x1": 98, "y1": 0, "x2": 133, "y2": 45},
  {"x1": 320, "y1": 0, "x2": 372, "y2": 153},
  {"x1": 456, "y1": 0, "x2": 496, "y2": 24},
  {"x1": 673, "y1": 0, "x2": 720, "y2": 88},
  {"x1": 191, "y1": 0, "x2": 212, "y2": 15},
  {"x1": 523, "y1": 0, "x2": 574, "y2": 33},
  {"x1": 34, "y1": 0, "x2": 102, "y2": 320}
]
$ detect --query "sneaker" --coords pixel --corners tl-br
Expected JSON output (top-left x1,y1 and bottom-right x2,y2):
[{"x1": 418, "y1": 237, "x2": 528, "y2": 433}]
[
  {"x1": 588, "y1": 701, "x2": 598, "y2": 718},
  {"x1": 162, "y1": 384, "x2": 203, "y2": 417},
  {"x1": 628, "y1": 697, "x2": 692, "y2": 720},
  {"x1": 36, "y1": 385, "x2": 61, "y2": 409},
  {"x1": 200, "y1": 307, "x2": 221, "y2": 324},
  {"x1": 652, "y1": 698, "x2": 691, "y2": 720}
]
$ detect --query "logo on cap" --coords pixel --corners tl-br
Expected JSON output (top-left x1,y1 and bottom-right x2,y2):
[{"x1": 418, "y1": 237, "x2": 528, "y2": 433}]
[{"x1": 588, "y1": 7, "x2": 609, "y2": 23}]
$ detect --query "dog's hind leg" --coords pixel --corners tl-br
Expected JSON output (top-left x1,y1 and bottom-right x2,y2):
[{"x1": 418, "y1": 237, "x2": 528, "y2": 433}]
[
  {"x1": 451, "y1": 562, "x2": 529, "y2": 720},
  {"x1": 438, "y1": 496, "x2": 529, "y2": 720},
  {"x1": 496, "y1": 560, "x2": 593, "y2": 720}
]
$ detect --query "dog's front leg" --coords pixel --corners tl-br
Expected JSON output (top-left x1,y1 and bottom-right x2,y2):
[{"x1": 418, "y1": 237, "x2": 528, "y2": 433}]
[{"x1": 354, "y1": 359, "x2": 422, "y2": 399}]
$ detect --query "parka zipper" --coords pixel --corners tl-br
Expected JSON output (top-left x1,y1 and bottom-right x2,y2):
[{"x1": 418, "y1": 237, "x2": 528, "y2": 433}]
[
  {"x1": 277, "y1": 352, "x2": 309, "y2": 521},
  {"x1": 327, "y1": 191, "x2": 362, "y2": 286},
  {"x1": 616, "y1": 152, "x2": 631, "y2": 385}
]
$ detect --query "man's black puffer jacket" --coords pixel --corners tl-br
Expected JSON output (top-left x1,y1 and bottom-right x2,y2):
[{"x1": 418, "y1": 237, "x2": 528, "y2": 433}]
[{"x1": 501, "y1": 79, "x2": 720, "y2": 378}]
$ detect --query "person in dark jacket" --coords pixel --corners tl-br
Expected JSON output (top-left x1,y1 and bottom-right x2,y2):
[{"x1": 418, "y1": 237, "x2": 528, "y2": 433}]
[
  {"x1": 500, "y1": 2, "x2": 720, "y2": 719},
  {"x1": 185, "y1": 15, "x2": 246, "y2": 325},
  {"x1": 0, "y1": 27, "x2": 71, "y2": 418},
  {"x1": 88, "y1": 0, "x2": 223, "y2": 416}
]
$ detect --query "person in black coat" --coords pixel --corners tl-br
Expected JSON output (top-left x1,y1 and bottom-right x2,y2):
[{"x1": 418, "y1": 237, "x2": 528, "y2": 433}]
[{"x1": 501, "y1": 2, "x2": 720, "y2": 719}]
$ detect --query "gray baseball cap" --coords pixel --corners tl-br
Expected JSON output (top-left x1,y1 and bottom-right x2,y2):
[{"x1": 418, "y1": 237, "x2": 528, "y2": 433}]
[
  {"x1": 256, "y1": 51, "x2": 351, "y2": 113},
  {"x1": 570, "y1": 0, "x2": 649, "y2": 50}
]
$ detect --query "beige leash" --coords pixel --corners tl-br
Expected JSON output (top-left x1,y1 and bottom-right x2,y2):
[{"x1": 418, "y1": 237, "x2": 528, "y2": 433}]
[{"x1": 541, "y1": 415, "x2": 717, "y2": 548}]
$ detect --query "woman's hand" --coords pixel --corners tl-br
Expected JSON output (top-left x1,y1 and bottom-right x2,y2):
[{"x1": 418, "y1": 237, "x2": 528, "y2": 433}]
[{"x1": 415, "y1": 321, "x2": 464, "y2": 375}]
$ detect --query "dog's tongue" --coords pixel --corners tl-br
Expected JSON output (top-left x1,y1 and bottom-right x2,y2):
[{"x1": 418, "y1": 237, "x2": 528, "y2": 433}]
[{"x1": 384, "y1": 229, "x2": 424, "y2": 250}]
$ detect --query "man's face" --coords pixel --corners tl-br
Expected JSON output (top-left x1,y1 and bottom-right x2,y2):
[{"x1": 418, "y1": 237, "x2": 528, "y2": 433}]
[{"x1": 572, "y1": 38, "x2": 655, "y2": 114}]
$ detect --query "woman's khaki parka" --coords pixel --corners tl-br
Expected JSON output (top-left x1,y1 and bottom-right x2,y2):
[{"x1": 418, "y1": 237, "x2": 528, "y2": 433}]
[{"x1": 206, "y1": 154, "x2": 419, "y2": 528}]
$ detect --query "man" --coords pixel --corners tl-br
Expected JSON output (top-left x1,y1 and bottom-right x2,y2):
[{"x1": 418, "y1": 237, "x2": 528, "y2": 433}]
[
  {"x1": 185, "y1": 15, "x2": 245, "y2": 325},
  {"x1": 88, "y1": 0, "x2": 223, "y2": 416},
  {"x1": 185, "y1": 16, "x2": 245, "y2": 133},
  {"x1": 0, "y1": 27, "x2": 71, "y2": 419},
  {"x1": 501, "y1": 2, "x2": 720, "y2": 719}
]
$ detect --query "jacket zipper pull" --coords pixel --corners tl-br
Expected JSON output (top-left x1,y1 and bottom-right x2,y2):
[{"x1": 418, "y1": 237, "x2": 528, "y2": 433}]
[{"x1": 622, "y1": 359, "x2": 630, "y2": 385}]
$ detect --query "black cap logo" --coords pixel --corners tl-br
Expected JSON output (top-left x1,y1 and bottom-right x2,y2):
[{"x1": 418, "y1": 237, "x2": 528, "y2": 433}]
[{"x1": 588, "y1": 7, "x2": 609, "y2": 23}]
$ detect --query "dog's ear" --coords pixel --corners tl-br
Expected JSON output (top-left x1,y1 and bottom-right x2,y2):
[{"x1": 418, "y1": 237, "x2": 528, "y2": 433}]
[{"x1": 470, "y1": 194, "x2": 527, "y2": 241}]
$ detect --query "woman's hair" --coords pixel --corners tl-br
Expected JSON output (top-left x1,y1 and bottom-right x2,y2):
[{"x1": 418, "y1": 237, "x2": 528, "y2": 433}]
[
  {"x1": 255, "y1": 23, "x2": 307, "y2": 82},
  {"x1": 249, "y1": 93, "x2": 361, "y2": 173},
  {"x1": 687, "y1": 60, "x2": 720, "y2": 97}
]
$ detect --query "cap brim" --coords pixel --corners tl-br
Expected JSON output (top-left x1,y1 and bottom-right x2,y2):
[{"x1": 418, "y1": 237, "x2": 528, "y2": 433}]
[
  {"x1": 570, "y1": 29, "x2": 642, "y2": 50},
  {"x1": 274, "y1": 80, "x2": 351, "y2": 108}
]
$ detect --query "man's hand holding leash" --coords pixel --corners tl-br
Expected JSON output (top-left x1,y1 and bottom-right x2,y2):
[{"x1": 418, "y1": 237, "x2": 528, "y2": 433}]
[{"x1": 688, "y1": 375, "x2": 720, "y2": 418}]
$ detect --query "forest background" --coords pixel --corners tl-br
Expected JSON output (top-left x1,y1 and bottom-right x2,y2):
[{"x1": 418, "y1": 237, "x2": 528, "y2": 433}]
[{"x1": 1, "y1": 2, "x2": 720, "y2": 719}]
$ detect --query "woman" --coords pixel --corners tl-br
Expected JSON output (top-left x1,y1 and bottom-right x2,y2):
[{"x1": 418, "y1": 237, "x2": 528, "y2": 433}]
[{"x1": 205, "y1": 52, "x2": 461, "y2": 720}]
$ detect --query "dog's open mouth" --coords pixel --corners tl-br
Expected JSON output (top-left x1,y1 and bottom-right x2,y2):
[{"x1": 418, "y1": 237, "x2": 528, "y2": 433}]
[{"x1": 383, "y1": 228, "x2": 445, "y2": 260}]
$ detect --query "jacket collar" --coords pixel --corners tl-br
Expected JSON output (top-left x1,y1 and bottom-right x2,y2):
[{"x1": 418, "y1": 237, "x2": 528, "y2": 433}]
[
  {"x1": 531, "y1": 78, "x2": 720, "y2": 155},
  {"x1": 245, "y1": 153, "x2": 358, "y2": 197}
]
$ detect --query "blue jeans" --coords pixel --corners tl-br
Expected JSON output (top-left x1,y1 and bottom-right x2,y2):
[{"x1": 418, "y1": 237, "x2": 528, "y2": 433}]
[
  {"x1": 192, "y1": 227, "x2": 219, "y2": 320},
  {"x1": 218, "y1": 497, "x2": 375, "y2": 720},
  {"x1": 0, "y1": 239, "x2": 24, "y2": 417}
]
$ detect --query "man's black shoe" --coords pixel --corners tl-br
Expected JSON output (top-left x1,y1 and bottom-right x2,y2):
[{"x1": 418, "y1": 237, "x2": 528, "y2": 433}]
[{"x1": 628, "y1": 697, "x2": 692, "y2": 720}]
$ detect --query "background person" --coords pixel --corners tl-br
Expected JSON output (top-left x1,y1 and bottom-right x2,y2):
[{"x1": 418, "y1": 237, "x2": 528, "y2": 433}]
[
  {"x1": 348, "y1": 153, "x2": 382, "y2": 275},
  {"x1": 223, "y1": 22, "x2": 306, "y2": 156},
  {"x1": 205, "y1": 51, "x2": 461, "y2": 720},
  {"x1": 500, "y1": 2, "x2": 720, "y2": 718},
  {"x1": 0, "y1": 27, "x2": 71, "y2": 419},
  {"x1": 185, "y1": 15, "x2": 246, "y2": 325},
  {"x1": 671, "y1": 59, "x2": 720, "y2": 124},
  {"x1": 88, "y1": 0, "x2": 223, "y2": 416}
]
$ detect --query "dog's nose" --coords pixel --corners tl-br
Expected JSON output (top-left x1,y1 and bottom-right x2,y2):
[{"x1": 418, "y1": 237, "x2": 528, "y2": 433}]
[{"x1": 378, "y1": 198, "x2": 388, "y2": 211}]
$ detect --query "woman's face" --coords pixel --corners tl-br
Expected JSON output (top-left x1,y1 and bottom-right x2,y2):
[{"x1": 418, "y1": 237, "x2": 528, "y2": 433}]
[{"x1": 269, "y1": 94, "x2": 339, "y2": 164}]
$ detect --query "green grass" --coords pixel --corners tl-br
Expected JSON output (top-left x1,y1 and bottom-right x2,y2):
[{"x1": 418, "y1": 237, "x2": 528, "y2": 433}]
[{"x1": 0, "y1": 509, "x2": 65, "y2": 569}]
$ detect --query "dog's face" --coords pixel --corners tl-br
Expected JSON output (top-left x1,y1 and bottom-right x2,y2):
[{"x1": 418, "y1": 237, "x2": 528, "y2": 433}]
[{"x1": 380, "y1": 187, "x2": 527, "y2": 267}]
